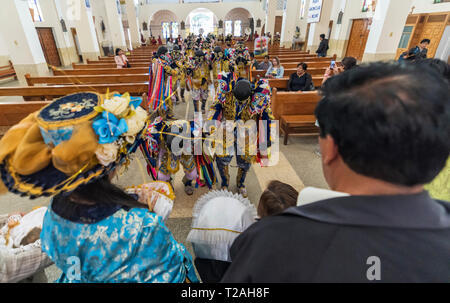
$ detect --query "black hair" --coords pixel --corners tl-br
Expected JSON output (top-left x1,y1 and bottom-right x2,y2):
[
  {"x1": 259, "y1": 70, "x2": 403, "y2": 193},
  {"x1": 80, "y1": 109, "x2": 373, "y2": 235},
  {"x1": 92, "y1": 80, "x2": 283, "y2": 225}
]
[
  {"x1": 413, "y1": 58, "x2": 450, "y2": 81},
  {"x1": 316, "y1": 61, "x2": 450, "y2": 186},
  {"x1": 156, "y1": 46, "x2": 168, "y2": 58},
  {"x1": 264, "y1": 55, "x2": 270, "y2": 59},
  {"x1": 420, "y1": 39, "x2": 431, "y2": 44},
  {"x1": 320, "y1": 34, "x2": 326, "y2": 39},
  {"x1": 341, "y1": 56, "x2": 357, "y2": 71},
  {"x1": 249, "y1": 52, "x2": 255, "y2": 58},
  {"x1": 115, "y1": 48, "x2": 122, "y2": 56},
  {"x1": 54, "y1": 175, "x2": 146, "y2": 209},
  {"x1": 297, "y1": 62, "x2": 308, "y2": 70}
]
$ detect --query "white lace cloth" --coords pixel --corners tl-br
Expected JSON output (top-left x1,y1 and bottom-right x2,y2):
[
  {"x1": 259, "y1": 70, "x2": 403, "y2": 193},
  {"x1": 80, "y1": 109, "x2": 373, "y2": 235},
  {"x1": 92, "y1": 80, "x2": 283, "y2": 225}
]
[{"x1": 187, "y1": 190, "x2": 257, "y2": 262}]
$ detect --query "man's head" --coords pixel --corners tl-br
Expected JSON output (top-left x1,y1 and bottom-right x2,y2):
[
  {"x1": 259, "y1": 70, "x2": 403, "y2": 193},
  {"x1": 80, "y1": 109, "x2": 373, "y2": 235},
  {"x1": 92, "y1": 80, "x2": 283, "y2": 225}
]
[
  {"x1": 420, "y1": 39, "x2": 431, "y2": 49},
  {"x1": 233, "y1": 79, "x2": 252, "y2": 101},
  {"x1": 315, "y1": 62, "x2": 450, "y2": 192},
  {"x1": 320, "y1": 34, "x2": 326, "y2": 40},
  {"x1": 264, "y1": 55, "x2": 270, "y2": 63},
  {"x1": 258, "y1": 180, "x2": 299, "y2": 218}
]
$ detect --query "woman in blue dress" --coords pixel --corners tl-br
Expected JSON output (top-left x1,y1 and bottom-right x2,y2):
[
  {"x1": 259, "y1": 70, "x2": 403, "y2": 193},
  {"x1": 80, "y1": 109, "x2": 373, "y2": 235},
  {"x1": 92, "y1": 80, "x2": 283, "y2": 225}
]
[{"x1": 0, "y1": 91, "x2": 199, "y2": 283}]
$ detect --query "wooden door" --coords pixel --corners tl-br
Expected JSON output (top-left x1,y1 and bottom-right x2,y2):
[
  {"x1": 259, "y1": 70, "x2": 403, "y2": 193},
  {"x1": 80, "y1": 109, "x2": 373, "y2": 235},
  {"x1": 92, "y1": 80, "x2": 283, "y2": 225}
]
[
  {"x1": 71, "y1": 28, "x2": 82, "y2": 62},
  {"x1": 419, "y1": 14, "x2": 448, "y2": 58},
  {"x1": 274, "y1": 16, "x2": 283, "y2": 35},
  {"x1": 36, "y1": 28, "x2": 61, "y2": 67},
  {"x1": 345, "y1": 19, "x2": 371, "y2": 61}
]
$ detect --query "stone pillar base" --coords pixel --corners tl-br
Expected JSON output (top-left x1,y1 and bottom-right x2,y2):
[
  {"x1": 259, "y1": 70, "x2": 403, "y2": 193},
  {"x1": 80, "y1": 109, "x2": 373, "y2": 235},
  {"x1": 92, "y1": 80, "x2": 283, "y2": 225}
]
[
  {"x1": 81, "y1": 52, "x2": 101, "y2": 63},
  {"x1": 362, "y1": 53, "x2": 396, "y2": 63},
  {"x1": 58, "y1": 47, "x2": 79, "y2": 67},
  {"x1": 0, "y1": 56, "x2": 10, "y2": 67},
  {"x1": 14, "y1": 62, "x2": 49, "y2": 85}
]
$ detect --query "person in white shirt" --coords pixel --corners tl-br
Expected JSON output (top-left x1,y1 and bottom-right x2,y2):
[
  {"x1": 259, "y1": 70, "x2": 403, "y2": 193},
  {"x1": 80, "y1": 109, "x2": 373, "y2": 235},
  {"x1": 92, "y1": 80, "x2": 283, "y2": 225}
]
[{"x1": 114, "y1": 48, "x2": 129, "y2": 69}]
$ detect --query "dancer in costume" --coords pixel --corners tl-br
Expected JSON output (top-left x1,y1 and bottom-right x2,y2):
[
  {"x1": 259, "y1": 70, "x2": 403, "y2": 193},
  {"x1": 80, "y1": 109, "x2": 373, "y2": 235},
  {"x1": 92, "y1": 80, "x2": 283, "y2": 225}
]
[
  {"x1": 210, "y1": 74, "x2": 274, "y2": 197},
  {"x1": 170, "y1": 45, "x2": 187, "y2": 104},
  {"x1": 210, "y1": 46, "x2": 231, "y2": 90},
  {"x1": 192, "y1": 50, "x2": 211, "y2": 114},
  {"x1": 232, "y1": 42, "x2": 251, "y2": 79},
  {"x1": 141, "y1": 97, "x2": 199, "y2": 196},
  {"x1": 148, "y1": 46, "x2": 177, "y2": 119}
]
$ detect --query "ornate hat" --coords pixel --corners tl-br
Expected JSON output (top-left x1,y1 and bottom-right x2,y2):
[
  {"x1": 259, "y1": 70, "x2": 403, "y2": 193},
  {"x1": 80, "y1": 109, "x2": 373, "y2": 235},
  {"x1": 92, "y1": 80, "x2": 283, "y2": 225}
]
[{"x1": 0, "y1": 92, "x2": 148, "y2": 199}]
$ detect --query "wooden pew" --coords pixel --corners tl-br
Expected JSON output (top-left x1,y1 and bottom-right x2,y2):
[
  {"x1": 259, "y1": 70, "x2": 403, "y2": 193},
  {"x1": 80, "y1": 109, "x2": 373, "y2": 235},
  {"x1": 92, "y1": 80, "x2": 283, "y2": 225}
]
[
  {"x1": 73, "y1": 63, "x2": 150, "y2": 69},
  {"x1": 0, "y1": 102, "x2": 50, "y2": 136},
  {"x1": 26, "y1": 73, "x2": 148, "y2": 86},
  {"x1": 271, "y1": 88, "x2": 321, "y2": 145},
  {"x1": 0, "y1": 61, "x2": 17, "y2": 81},
  {"x1": 0, "y1": 83, "x2": 148, "y2": 100},
  {"x1": 268, "y1": 77, "x2": 323, "y2": 90},
  {"x1": 52, "y1": 67, "x2": 149, "y2": 76}
]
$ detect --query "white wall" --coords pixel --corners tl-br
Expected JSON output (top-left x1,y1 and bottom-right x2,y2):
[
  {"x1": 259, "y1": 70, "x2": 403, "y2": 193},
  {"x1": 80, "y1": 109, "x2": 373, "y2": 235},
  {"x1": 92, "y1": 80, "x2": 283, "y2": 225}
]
[{"x1": 411, "y1": 0, "x2": 450, "y2": 14}]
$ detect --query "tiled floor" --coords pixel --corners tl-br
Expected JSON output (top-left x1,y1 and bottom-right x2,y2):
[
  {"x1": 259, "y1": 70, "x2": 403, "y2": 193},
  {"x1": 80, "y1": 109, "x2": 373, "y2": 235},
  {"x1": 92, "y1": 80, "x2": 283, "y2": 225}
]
[{"x1": 0, "y1": 83, "x2": 328, "y2": 282}]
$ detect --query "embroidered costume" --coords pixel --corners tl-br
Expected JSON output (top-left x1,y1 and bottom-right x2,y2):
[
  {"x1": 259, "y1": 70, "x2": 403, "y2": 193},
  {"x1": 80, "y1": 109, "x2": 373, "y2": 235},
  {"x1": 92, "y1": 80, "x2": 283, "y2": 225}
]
[{"x1": 210, "y1": 74, "x2": 274, "y2": 197}]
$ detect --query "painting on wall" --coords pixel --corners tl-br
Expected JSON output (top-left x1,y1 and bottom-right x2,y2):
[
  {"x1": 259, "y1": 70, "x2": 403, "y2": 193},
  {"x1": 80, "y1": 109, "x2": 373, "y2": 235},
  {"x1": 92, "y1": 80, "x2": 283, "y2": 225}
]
[{"x1": 362, "y1": 0, "x2": 377, "y2": 13}]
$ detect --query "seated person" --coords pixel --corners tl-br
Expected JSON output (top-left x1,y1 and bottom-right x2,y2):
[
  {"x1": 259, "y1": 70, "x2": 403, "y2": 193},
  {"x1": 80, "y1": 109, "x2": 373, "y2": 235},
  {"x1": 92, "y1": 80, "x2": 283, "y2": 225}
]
[
  {"x1": 221, "y1": 62, "x2": 450, "y2": 282},
  {"x1": 399, "y1": 39, "x2": 430, "y2": 62},
  {"x1": 258, "y1": 55, "x2": 271, "y2": 71},
  {"x1": 288, "y1": 63, "x2": 313, "y2": 92},
  {"x1": 114, "y1": 48, "x2": 130, "y2": 69},
  {"x1": 322, "y1": 56, "x2": 357, "y2": 84},
  {"x1": 265, "y1": 57, "x2": 284, "y2": 79}
]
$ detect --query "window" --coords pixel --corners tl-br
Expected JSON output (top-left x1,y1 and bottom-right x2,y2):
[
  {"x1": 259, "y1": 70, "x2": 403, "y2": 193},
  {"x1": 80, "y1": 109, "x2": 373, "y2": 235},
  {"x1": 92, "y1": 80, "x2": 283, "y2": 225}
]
[
  {"x1": 172, "y1": 22, "x2": 179, "y2": 38},
  {"x1": 234, "y1": 20, "x2": 241, "y2": 37},
  {"x1": 225, "y1": 20, "x2": 233, "y2": 36},
  {"x1": 162, "y1": 22, "x2": 171, "y2": 39},
  {"x1": 28, "y1": 0, "x2": 44, "y2": 22},
  {"x1": 189, "y1": 11, "x2": 214, "y2": 36},
  {"x1": 398, "y1": 26, "x2": 413, "y2": 49},
  {"x1": 300, "y1": 0, "x2": 306, "y2": 19}
]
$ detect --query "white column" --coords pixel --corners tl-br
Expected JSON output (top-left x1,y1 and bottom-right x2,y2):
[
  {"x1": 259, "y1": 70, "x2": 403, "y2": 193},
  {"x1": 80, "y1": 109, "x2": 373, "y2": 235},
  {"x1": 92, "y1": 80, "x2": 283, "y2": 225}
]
[
  {"x1": 104, "y1": 0, "x2": 127, "y2": 51},
  {"x1": 265, "y1": 0, "x2": 277, "y2": 35},
  {"x1": 280, "y1": 0, "x2": 302, "y2": 48},
  {"x1": 125, "y1": 0, "x2": 141, "y2": 49},
  {"x1": 0, "y1": 0, "x2": 49, "y2": 84},
  {"x1": 0, "y1": 32, "x2": 10, "y2": 67},
  {"x1": 64, "y1": 0, "x2": 100, "y2": 62},
  {"x1": 362, "y1": 0, "x2": 412, "y2": 62},
  {"x1": 38, "y1": 0, "x2": 78, "y2": 66}
]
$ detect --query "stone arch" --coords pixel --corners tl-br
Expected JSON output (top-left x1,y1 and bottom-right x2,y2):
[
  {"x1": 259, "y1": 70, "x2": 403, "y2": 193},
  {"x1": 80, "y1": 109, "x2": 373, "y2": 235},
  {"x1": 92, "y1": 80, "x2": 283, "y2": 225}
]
[
  {"x1": 149, "y1": 10, "x2": 179, "y2": 38},
  {"x1": 224, "y1": 7, "x2": 253, "y2": 36}
]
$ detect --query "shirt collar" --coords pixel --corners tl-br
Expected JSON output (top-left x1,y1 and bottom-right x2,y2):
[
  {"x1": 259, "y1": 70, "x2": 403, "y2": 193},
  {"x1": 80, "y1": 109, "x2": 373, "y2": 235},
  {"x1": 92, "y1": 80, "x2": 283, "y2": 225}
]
[{"x1": 285, "y1": 188, "x2": 450, "y2": 229}]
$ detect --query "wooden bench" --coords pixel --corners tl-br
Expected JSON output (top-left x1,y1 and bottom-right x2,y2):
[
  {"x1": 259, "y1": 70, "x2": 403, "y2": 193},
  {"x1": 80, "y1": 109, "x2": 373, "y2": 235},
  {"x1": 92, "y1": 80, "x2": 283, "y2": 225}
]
[
  {"x1": 73, "y1": 62, "x2": 150, "y2": 69},
  {"x1": 25, "y1": 73, "x2": 148, "y2": 86},
  {"x1": 0, "y1": 83, "x2": 148, "y2": 100},
  {"x1": 268, "y1": 77, "x2": 323, "y2": 90},
  {"x1": 0, "y1": 101, "x2": 50, "y2": 138},
  {"x1": 0, "y1": 61, "x2": 17, "y2": 81},
  {"x1": 271, "y1": 88, "x2": 321, "y2": 145},
  {"x1": 52, "y1": 67, "x2": 149, "y2": 76}
]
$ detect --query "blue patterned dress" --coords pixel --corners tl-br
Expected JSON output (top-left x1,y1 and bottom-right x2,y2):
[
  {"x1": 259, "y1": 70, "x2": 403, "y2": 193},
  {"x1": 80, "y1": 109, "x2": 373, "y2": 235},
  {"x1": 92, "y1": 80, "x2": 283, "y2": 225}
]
[{"x1": 40, "y1": 203, "x2": 199, "y2": 283}]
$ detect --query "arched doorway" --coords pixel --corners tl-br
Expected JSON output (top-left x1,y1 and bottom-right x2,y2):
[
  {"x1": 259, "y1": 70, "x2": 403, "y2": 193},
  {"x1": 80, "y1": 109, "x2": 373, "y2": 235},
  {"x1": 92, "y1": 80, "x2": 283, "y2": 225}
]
[
  {"x1": 224, "y1": 8, "x2": 252, "y2": 37},
  {"x1": 186, "y1": 8, "x2": 218, "y2": 37}
]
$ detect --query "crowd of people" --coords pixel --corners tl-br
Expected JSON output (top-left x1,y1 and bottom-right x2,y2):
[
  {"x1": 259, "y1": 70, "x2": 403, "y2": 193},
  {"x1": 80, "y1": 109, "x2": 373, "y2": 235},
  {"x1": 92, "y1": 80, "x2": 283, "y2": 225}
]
[{"x1": 0, "y1": 32, "x2": 449, "y2": 283}]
